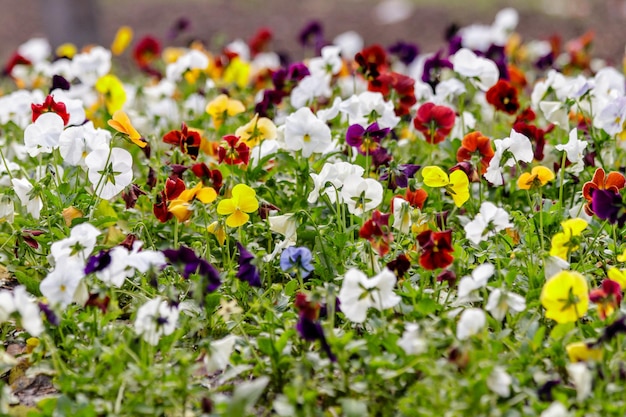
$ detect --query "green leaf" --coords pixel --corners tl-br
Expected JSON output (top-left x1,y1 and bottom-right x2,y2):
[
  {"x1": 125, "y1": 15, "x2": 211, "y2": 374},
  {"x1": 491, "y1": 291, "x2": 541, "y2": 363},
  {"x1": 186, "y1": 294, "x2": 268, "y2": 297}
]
[{"x1": 549, "y1": 322, "x2": 575, "y2": 340}]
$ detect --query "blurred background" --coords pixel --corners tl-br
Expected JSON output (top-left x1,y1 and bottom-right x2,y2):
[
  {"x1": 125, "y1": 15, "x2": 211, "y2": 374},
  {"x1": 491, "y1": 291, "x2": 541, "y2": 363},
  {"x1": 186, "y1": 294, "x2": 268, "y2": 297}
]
[{"x1": 1, "y1": 0, "x2": 625, "y2": 65}]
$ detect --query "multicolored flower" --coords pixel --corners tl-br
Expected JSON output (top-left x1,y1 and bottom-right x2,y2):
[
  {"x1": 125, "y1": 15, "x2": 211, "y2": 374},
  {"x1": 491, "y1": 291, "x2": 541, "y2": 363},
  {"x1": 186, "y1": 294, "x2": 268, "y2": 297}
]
[{"x1": 416, "y1": 229, "x2": 454, "y2": 270}]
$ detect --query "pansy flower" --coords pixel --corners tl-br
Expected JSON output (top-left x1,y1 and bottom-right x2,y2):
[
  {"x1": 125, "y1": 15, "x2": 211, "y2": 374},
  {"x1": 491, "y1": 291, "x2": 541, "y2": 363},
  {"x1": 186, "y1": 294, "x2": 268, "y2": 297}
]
[
  {"x1": 456, "y1": 131, "x2": 494, "y2": 174},
  {"x1": 516, "y1": 166, "x2": 555, "y2": 190},
  {"x1": 589, "y1": 279, "x2": 622, "y2": 320},
  {"x1": 217, "y1": 135, "x2": 250, "y2": 165},
  {"x1": 85, "y1": 147, "x2": 134, "y2": 200},
  {"x1": 338, "y1": 268, "x2": 401, "y2": 323},
  {"x1": 236, "y1": 243, "x2": 262, "y2": 287},
  {"x1": 421, "y1": 49, "x2": 453, "y2": 89},
  {"x1": 540, "y1": 270, "x2": 589, "y2": 324},
  {"x1": 345, "y1": 122, "x2": 389, "y2": 155},
  {"x1": 582, "y1": 168, "x2": 626, "y2": 216},
  {"x1": 417, "y1": 229, "x2": 454, "y2": 270},
  {"x1": 191, "y1": 163, "x2": 223, "y2": 191},
  {"x1": 280, "y1": 247, "x2": 314, "y2": 278},
  {"x1": 359, "y1": 210, "x2": 393, "y2": 256},
  {"x1": 413, "y1": 102, "x2": 455, "y2": 144},
  {"x1": 162, "y1": 122, "x2": 202, "y2": 160},
  {"x1": 134, "y1": 297, "x2": 179, "y2": 346},
  {"x1": 294, "y1": 293, "x2": 336, "y2": 362},
  {"x1": 549, "y1": 218, "x2": 588, "y2": 260},
  {"x1": 206, "y1": 94, "x2": 245, "y2": 129},
  {"x1": 235, "y1": 114, "x2": 277, "y2": 148},
  {"x1": 111, "y1": 26, "x2": 133, "y2": 56},
  {"x1": 31, "y1": 95, "x2": 70, "y2": 125},
  {"x1": 168, "y1": 182, "x2": 218, "y2": 222},
  {"x1": 340, "y1": 176, "x2": 384, "y2": 215},
  {"x1": 217, "y1": 184, "x2": 259, "y2": 227},
  {"x1": 422, "y1": 166, "x2": 469, "y2": 207},
  {"x1": 379, "y1": 163, "x2": 420, "y2": 190},
  {"x1": 486, "y1": 79, "x2": 520, "y2": 115},
  {"x1": 566, "y1": 342, "x2": 603, "y2": 363},
  {"x1": 163, "y1": 245, "x2": 221, "y2": 292},
  {"x1": 284, "y1": 107, "x2": 332, "y2": 157},
  {"x1": 95, "y1": 74, "x2": 127, "y2": 115},
  {"x1": 133, "y1": 35, "x2": 161, "y2": 69},
  {"x1": 591, "y1": 189, "x2": 626, "y2": 227},
  {"x1": 108, "y1": 110, "x2": 147, "y2": 148}
]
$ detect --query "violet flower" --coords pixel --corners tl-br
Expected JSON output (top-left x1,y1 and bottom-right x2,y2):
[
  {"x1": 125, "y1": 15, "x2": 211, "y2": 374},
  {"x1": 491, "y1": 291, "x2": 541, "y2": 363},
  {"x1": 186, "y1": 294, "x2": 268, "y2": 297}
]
[
  {"x1": 236, "y1": 243, "x2": 262, "y2": 287},
  {"x1": 163, "y1": 245, "x2": 221, "y2": 292},
  {"x1": 422, "y1": 49, "x2": 453, "y2": 90},
  {"x1": 591, "y1": 189, "x2": 626, "y2": 227},
  {"x1": 388, "y1": 41, "x2": 419, "y2": 66},
  {"x1": 345, "y1": 122, "x2": 390, "y2": 156}
]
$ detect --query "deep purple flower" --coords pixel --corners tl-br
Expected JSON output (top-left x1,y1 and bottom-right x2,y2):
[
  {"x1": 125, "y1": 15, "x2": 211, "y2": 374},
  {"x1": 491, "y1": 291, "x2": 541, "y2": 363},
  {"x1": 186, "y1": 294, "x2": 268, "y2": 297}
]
[
  {"x1": 85, "y1": 250, "x2": 112, "y2": 274},
  {"x1": 345, "y1": 122, "x2": 389, "y2": 155},
  {"x1": 482, "y1": 45, "x2": 509, "y2": 80},
  {"x1": 50, "y1": 75, "x2": 70, "y2": 92},
  {"x1": 591, "y1": 189, "x2": 626, "y2": 227},
  {"x1": 280, "y1": 247, "x2": 314, "y2": 278},
  {"x1": 236, "y1": 243, "x2": 262, "y2": 287},
  {"x1": 295, "y1": 293, "x2": 336, "y2": 362},
  {"x1": 163, "y1": 245, "x2": 221, "y2": 292},
  {"x1": 388, "y1": 41, "x2": 419, "y2": 66},
  {"x1": 422, "y1": 49, "x2": 453, "y2": 89},
  {"x1": 379, "y1": 163, "x2": 420, "y2": 189},
  {"x1": 167, "y1": 17, "x2": 191, "y2": 40},
  {"x1": 38, "y1": 302, "x2": 59, "y2": 326},
  {"x1": 535, "y1": 52, "x2": 554, "y2": 70},
  {"x1": 296, "y1": 316, "x2": 336, "y2": 362},
  {"x1": 299, "y1": 20, "x2": 325, "y2": 52}
]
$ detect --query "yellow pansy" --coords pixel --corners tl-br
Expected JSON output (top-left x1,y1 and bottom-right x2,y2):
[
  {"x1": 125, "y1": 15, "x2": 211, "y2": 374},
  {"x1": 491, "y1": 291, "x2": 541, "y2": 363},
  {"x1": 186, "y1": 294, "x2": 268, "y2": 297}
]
[
  {"x1": 549, "y1": 218, "x2": 588, "y2": 260},
  {"x1": 421, "y1": 166, "x2": 469, "y2": 207},
  {"x1": 517, "y1": 166, "x2": 555, "y2": 190},
  {"x1": 95, "y1": 74, "x2": 127, "y2": 114},
  {"x1": 107, "y1": 110, "x2": 147, "y2": 148},
  {"x1": 540, "y1": 270, "x2": 589, "y2": 324},
  {"x1": 62, "y1": 206, "x2": 83, "y2": 227},
  {"x1": 617, "y1": 249, "x2": 626, "y2": 263},
  {"x1": 235, "y1": 114, "x2": 277, "y2": 148},
  {"x1": 206, "y1": 94, "x2": 245, "y2": 129},
  {"x1": 111, "y1": 26, "x2": 133, "y2": 56},
  {"x1": 222, "y1": 57, "x2": 251, "y2": 88},
  {"x1": 207, "y1": 221, "x2": 227, "y2": 246},
  {"x1": 168, "y1": 183, "x2": 217, "y2": 222},
  {"x1": 56, "y1": 43, "x2": 77, "y2": 58},
  {"x1": 217, "y1": 184, "x2": 259, "y2": 228},
  {"x1": 566, "y1": 342, "x2": 603, "y2": 362}
]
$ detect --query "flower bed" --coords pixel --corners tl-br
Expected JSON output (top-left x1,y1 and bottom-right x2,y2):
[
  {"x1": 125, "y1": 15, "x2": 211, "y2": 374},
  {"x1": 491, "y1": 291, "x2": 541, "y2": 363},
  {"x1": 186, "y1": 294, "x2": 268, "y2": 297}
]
[{"x1": 1, "y1": 7, "x2": 626, "y2": 416}]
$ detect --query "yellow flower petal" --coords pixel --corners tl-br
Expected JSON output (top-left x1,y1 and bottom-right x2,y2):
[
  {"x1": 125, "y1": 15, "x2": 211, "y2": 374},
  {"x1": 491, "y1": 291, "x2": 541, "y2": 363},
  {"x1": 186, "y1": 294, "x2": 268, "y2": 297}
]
[
  {"x1": 566, "y1": 342, "x2": 603, "y2": 362},
  {"x1": 108, "y1": 110, "x2": 146, "y2": 148},
  {"x1": 226, "y1": 210, "x2": 249, "y2": 228},
  {"x1": 517, "y1": 172, "x2": 534, "y2": 190},
  {"x1": 168, "y1": 200, "x2": 192, "y2": 222},
  {"x1": 196, "y1": 187, "x2": 217, "y2": 204},
  {"x1": 422, "y1": 166, "x2": 449, "y2": 188},
  {"x1": 540, "y1": 270, "x2": 589, "y2": 324},
  {"x1": 56, "y1": 43, "x2": 77, "y2": 58},
  {"x1": 95, "y1": 74, "x2": 127, "y2": 114},
  {"x1": 217, "y1": 199, "x2": 236, "y2": 215},
  {"x1": 561, "y1": 218, "x2": 588, "y2": 237},
  {"x1": 448, "y1": 170, "x2": 470, "y2": 207},
  {"x1": 111, "y1": 26, "x2": 133, "y2": 56}
]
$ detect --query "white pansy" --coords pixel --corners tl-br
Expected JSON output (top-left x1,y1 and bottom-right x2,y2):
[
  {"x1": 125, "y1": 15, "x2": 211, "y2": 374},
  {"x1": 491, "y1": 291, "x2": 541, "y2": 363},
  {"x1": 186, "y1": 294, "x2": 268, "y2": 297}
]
[
  {"x1": 24, "y1": 112, "x2": 65, "y2": 157},
  {"x1": 332, "y1": 31, "x2": 364, "y2": 59},
  {"x1": 290, "y1": 73, "x2": 332, "y2": 108},
  {"x1": 541, "y1": 402, "x2": 570, "y2": 417},
  {"x1": 340, "y1": 176, "x2": 383, "y2": 215},
  {"x1": 456, "y1": 308, "x2": 486, "y2": 340},
  {"x1": 484, "y1": 130, "x2": 533, "y2": 186},
  {"x1": 464, "y1": 201, "x2": 512, "y2": 245},
  {"x1": 555, "y1": 128, "x2": 587, "y2": 174},
  {"x1": 452, "y1": 48, "x2": 499, "y2": 91},
  {"x1": 13, "y1": 286, "x2": 44, "y2": 337},
  {"x1": 71, "y1": 46, "x2": 112, "y2": 86},
  {"x1": 50, "y1": 222, "x2": 100, "y2": 262},
  {"x1": 456, "y1": 263, "x2": 494, "y2": 303},
  {"x1": 59, "y1": 122, "x2": 111, "y2": 166},
  {"x1": 487, "y1": 366, "x2": 513, "y2": 397},
  {"x1": 338, "y1": 268, "x2": 401, "y2": 323},
  {"x1": 134, "y1": 298, "x2": 179, "y2": 346},
  {"x1": 85, "y1": 147, "x2": 133, "y2": 200},
  {"x1": 566, "y1": 362, "x2": 592, "y2": 402},
  {"x1": 397, "y1": 323, "x2": 427, "y2": 355},
  {"x1": 283, "y1": 107, "x2": 332, "y2": 157},
  {"x1": 40, "y1": 257, "x2": 85, "y2": 308},
  {"x1": 12, "y1": 177, "x2": 43, "y2": 219},
  {"x1": 204, "y1": 335, "x2": 238, "y2": 373},
  {"x1": 485, "y1": 288, "x2": 526, "y2": 321}
]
